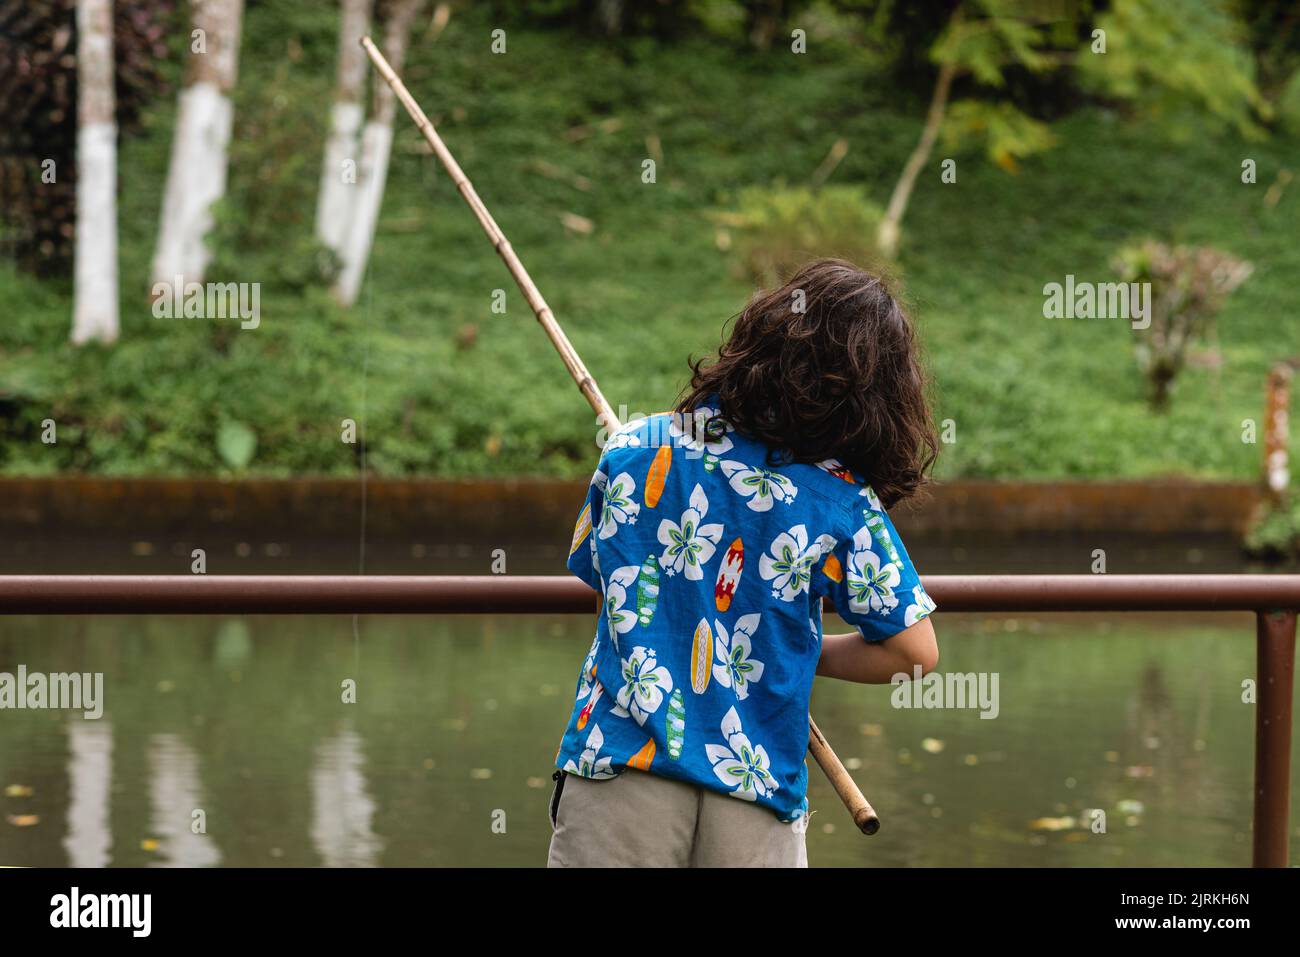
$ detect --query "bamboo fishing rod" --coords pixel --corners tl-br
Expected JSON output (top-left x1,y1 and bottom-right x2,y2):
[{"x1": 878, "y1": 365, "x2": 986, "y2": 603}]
[{"x1": 361, "y1": 36, "x2": 880, "y2": 836}]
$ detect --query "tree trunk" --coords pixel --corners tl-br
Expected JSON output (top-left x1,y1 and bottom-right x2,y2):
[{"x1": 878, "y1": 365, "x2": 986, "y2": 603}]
[
  {"x1": 151, "y1": 0, "x2": 245, "y2": 291},
  {"x1": 333, "y1": 0, "x2": 425, "y2": 307},
  {"x1": 73, "y1": 0, "x2": 119, "y2": 345},
  {"x1": 877, "y1": 59, "x2": 956, "y2": 260},
  {"x1": 316, "y1": 0, "x2": 374, "y2": 256}
]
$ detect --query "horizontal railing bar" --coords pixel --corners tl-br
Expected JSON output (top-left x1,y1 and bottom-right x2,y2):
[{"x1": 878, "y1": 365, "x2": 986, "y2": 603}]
[{"x1": 0, "y1": 574, "x2": 1298, "y2": 615}]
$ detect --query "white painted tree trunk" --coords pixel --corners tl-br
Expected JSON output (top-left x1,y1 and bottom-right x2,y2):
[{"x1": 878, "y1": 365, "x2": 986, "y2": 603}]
[
  {"x1": 73, "y1": 0, "x2": 119, "y2": 345},
  {"x1": 316, "y1": 0, "x2": 374, "y2": 255},
  {"x1": 333, "y1": 120, "x2": 393, "y2": 306},
  {"x1": 151, "y1": 0, "x2": 245, "y2": 290},
  {"x1": 333, "y1": 0, "x2": 425, "y2": 306}
]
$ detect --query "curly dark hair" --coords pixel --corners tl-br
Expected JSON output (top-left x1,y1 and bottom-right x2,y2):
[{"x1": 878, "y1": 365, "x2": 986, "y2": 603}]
[{"x1": 676, "y1": 258, "x2": 938, "y2": 507}]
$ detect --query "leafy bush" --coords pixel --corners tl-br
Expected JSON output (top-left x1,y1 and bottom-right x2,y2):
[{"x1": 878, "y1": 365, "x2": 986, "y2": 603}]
[
  {"x1": 1112, "y1": 240, "x2": 1252, "y2": 410},
  {"x1": 1245, "y1": 497, "x2": 1300, "y2": 562},
  {"x1": 722, "y1": 184, "x2": 886, "y2": 286}
]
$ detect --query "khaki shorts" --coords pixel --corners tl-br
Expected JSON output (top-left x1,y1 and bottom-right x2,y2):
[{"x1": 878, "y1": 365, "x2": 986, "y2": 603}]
[{"x1": 546, "y1": 770, "x2": 808, "y2": 868}]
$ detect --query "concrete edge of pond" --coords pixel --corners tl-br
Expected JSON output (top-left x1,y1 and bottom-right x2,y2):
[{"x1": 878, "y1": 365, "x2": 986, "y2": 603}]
[{"x1": 0, "y1": 476, "x2": 1263, "y2": 542}]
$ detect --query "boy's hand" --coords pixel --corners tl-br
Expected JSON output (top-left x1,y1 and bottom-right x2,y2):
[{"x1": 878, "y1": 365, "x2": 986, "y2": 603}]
[{"x1": 816, "y1": 618, "x2": 938, "y2": 684}]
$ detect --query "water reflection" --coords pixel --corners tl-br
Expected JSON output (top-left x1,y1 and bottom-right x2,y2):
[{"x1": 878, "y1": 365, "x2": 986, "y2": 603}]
[
  {"x1": 63, "y1": 719, "x2": 112, "y2": 868},
  {"x1": 311, "y1": 724, "x2": 382, "y2": 867},
  {"x1": 0, "y1": 611, "x2": 1291, "y2": 867},
  {"x1": 148, "y1": 733, "x2": 221, "y2": 867}
]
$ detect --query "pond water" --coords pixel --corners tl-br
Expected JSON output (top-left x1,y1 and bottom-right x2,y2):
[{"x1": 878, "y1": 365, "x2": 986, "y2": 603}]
[{"x1": 0, "y1": 535, "x2": 1295, "y2": 867}]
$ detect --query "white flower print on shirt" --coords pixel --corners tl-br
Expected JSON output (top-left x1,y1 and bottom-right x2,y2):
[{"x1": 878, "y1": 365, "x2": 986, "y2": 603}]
[
  {"x1": 656, "y1": 483, "x2": 724, "y2": 580},
  {"x1": 564, "y1": 723, "x2": 617, "y2": 779},
  {"x1": 598, "y1": 471, "x2": 641, "y2": 540},
  {"x1": 816, "y1": 459, "x2": 883, "y2": 507},
  {"x1": 712, "y1": 613, "x2": 765, "y2": 700},
  {"x1": 904, "y1": 584, "x2": 936, "y2": 626},
  {"x1": 719, "y1": 460, "x2": 798, "y2": 512},
  {"x1": 576, "y1": 633, "x2": 599, "y2": 700},
  {"x1": 846, "y1": 526, "x2": 901, "y2": 615},
  {"x1": 603, "y1": 419, "x2": 647, "y2": 452},
  {"x1": 604, "y1": 565, "x2": 640, "y2": 647},
  {"x1": 706, "y1": 706, "x2": 778, "y2": 802},
  {"x1": 759, "y1": 524, "x2": 836, "y2": 602},
  {"x1": 669, "y1": 407, "x2": 734, "y2": 467},
  {"x1": 611, "y1": 645, "x2": 674, "y2": 726}
]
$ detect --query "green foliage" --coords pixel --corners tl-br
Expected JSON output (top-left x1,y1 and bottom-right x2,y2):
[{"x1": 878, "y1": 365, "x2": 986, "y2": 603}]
[
  {"x1": 1112, "y1": 240, "x2": 1253, "y2": 410},
  {"x1": 0, "y1": 0, "x2": 1297, "y2": 483},
  {"x1": 924, "y1": 0, "x2": 1073, "y2": 172},
  {"x1": 941, "y1": 100, "x2": 1056, "y2": 171},
  {"x1": 1231, "y1": 0, "x2": 1300, "y2": 103},
  {"x1": 216, "y1": 419, "x2": 257, "y2": 470},
  {"x1": 1078, "y1": 0, "x2": 1267, "y2": 138},
  {"x1": 932, "y1": 1, "x2": 1055, "y2": 84},
  {"x1": 1245, "y1": 498, "x2": 1300, "y2": 561},
  {"x1": 723, "y1": 184, "x2": 885, "y2": 285},
  {"x1": 1277, "y1": 71, "x2": 1300, "y2": 135}
]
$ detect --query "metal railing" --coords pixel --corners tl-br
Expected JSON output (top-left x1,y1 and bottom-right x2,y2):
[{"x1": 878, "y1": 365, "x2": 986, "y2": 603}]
[{"x1": 1, "y1": 573, "x2": 1296, "y2": 867}]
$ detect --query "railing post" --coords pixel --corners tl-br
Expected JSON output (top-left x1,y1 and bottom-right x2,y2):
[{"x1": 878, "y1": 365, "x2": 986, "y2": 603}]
[{"x1": 1253, "y1": 608, "x2": 1297, "y2": 867}]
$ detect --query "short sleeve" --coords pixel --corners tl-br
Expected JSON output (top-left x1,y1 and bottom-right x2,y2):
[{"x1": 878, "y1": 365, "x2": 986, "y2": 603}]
[
  {"x1": 821, "y1": 503, "x2": 935, "y2": 642},
  {"x1": 565, "y1": 465, "x2": 606, "y2": 591}
]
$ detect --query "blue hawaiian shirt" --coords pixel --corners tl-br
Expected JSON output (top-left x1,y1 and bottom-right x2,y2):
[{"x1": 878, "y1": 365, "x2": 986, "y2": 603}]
[{"x1": 555, "y1": 405, "x2": 935, "y2": 822}]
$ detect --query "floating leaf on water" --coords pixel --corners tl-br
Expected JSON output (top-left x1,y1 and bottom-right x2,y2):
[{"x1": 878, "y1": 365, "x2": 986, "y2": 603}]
[
  {"x1": 469, "y1": 768, "x2": 493, "y2": 780},
  {"x1": 1124, "y1": 765, "x2": 1155, "y2": 779},
  {"x1": 422, "y1": 758, "x2": 435, "y2": 771},
  {"x1": 3, "y1": 784, "x2": 34, "y2": 798},
  {"x1": 6, "y1": 814, "x2": 39, "y2": 827},
  {"x1": 921, "y1": 737, "x2": 944, "y2": 754},
  {"x1": 844, "y1": 757, "x2": 862, "y2": 770},
  {"x1": 526, "y1": 777, "x2": 546, "y2": 789},
  {"x1": 156, "y1": 680, "x2": 176, "y2": 694},
  {"x1": 140, "y1": 838, "x2": 159, "y2": 852},
  {"x1": 1103, "y1": 750, "x2": 1120, "y2": 763},
  {"x1": 1028, "y1": 816, "x2": 1076, "y2": 832},
  {"x1": 963, "y1": 754, "x2": 979, "y2": 766},
  {"x1": 860, "y1": 723, "x2": 882, "y2": 737},
  {"x1": 821, "y1": 822, "x2": 835, "y2": 834},
  {"x1": 1117, "y1": 799, "x2": 1145, "y2": 815}
]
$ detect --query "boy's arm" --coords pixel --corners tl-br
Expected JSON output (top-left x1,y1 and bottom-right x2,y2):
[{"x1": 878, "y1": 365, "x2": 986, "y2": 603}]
[{"x1": 816, "y1": 617, "x2": 938, "y2": 684}]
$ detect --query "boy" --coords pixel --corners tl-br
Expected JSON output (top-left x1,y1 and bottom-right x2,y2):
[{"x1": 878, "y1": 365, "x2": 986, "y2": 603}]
[{"x1": 548, "y1": 259, "x2": 939, "y2": 867}]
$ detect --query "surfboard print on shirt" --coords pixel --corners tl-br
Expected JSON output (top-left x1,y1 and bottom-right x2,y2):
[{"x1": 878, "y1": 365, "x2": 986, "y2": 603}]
[
  {"x1": 713, "y1": 537, "x2": 744, "y2": 612},
  {"x1": 644, "y1": 444, "x2": 672, "y2": 508},
  {"x1": 690, "y1": 618, "x2": 713, "y2": 694},
  {"x1": 570, "y1": 502, "x2": 592, "y2": 556}
]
